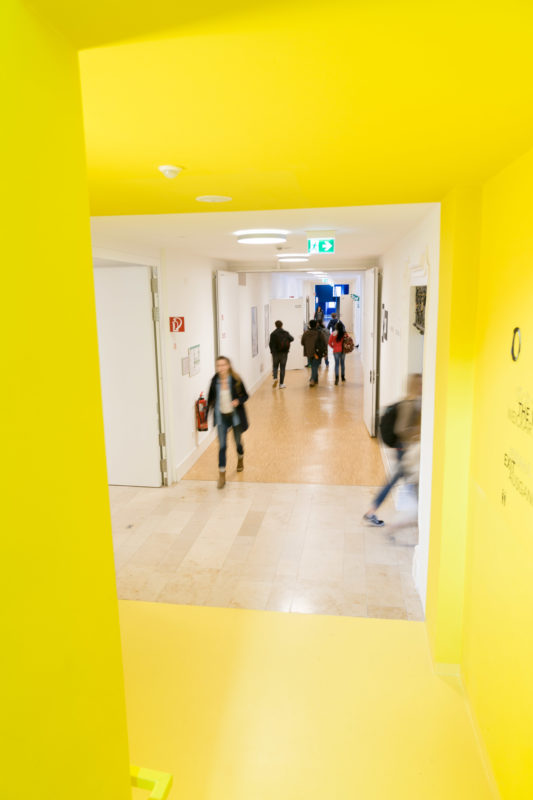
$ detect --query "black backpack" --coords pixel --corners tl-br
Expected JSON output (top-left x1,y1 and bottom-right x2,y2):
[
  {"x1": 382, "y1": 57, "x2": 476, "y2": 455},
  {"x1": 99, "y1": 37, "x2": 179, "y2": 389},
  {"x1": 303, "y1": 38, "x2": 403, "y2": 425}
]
[
  {"x1": 379, "y1": 403, "x2": 399, "y2": 447},
  {"x1": 279, "y1": 332, "x2": 291, "y2": 352},
  {"x1": 315, "y1": 333, "x2": 328, "y2": 358}
]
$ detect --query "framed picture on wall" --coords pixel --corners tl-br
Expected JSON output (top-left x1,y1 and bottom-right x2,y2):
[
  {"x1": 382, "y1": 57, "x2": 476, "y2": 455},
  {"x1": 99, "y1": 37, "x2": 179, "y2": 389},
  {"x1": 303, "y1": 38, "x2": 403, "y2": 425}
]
[
  {"x1": 264, "y1": 304, "x2": 270, "y2": 348},
  {"x1": 251, "y1": 306, "x2": 258, "y2": 357}
]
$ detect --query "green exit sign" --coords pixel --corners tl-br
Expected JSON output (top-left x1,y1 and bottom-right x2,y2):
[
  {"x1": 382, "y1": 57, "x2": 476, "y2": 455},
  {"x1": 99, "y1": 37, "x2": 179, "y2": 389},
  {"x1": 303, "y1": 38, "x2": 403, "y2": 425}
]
[{"x1": 308, "y1": 237, "x2": 335, "y2": 254}]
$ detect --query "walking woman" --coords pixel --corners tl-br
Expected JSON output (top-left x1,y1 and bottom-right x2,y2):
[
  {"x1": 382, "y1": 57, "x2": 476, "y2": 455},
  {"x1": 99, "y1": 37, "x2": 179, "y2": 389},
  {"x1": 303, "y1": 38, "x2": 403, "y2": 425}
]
[
  {"x1": 328, "y1": 321, "x2": 346, "y2": 385},
  {"x1": 207, "y1": 356, "x2": 249, "y2": 489}
]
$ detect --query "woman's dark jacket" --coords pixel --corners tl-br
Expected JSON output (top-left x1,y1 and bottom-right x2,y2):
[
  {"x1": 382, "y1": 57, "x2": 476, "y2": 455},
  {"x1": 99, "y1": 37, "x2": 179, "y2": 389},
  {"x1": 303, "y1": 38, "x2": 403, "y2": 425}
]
[{"x1": 207, "y1": 374, "x2": 249, "y2": 431}]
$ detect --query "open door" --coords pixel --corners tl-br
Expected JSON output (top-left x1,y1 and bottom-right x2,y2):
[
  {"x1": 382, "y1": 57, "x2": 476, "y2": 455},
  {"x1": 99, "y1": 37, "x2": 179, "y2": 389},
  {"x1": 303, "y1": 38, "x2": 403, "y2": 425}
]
[
  {"x1": 93, "y1": 265, "x2": 164, "y2": 487},
  {"x1": 362, "y1": 267, "x2": 380, "y2": 436}
]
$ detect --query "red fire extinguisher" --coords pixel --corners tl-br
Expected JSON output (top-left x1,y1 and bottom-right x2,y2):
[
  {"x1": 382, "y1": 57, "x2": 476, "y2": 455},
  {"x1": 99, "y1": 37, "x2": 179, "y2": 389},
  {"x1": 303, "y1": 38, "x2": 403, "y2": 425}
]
[{"x1": 196, "y1": 392, "x2": 208, "y2": 431}]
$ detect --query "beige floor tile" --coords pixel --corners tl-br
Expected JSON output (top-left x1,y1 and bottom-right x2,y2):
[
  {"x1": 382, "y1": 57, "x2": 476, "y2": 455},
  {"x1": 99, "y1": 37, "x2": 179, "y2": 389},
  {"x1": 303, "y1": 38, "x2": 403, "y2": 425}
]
[
  {"x1": 116, "y1": 565, "x2": 169, "y2": 602},
  {"x1": 366, "y1": 564, "x2": 405, "y2": 608},
  {"x1": 291, "y1": 581, "x2": 346, "y2": 616},
  {"x1": 299, "y1": 549, "x2": 344, "y2": 583},
  {"x1": 228, "y1": 579, "x2": 272, "y2": 610},
  {"x1": 367, "y1": 605, "x2": 408, "y2": 620}
]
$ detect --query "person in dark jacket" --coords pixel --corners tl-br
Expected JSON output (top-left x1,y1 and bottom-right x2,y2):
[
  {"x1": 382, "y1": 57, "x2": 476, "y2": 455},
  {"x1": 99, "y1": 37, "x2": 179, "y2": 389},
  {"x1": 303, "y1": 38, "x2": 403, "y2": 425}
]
[
  {"x1": 301, "y1": 319, "x2": 321, "y2": 386},
  {"x1": 314, "y1": 305, "x2": 324, "y2": 324},
  {"x1": 269, "y1": 320, "x2": 294, "y2": 389},
  {"x1": 317, "y1": 321, "x2": 330, "y2": 367},
  {"x1": 207, "y1": 356, "x2": 249, "y2": 489}
]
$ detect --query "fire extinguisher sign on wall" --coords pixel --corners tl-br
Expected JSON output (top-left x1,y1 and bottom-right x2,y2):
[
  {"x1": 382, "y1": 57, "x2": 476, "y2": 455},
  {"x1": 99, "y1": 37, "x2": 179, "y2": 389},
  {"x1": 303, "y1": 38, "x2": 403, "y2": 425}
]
[
  {"x1": 196, "y1": 393, "x2": 208, "y2": 431},
  {"x1": 170, "y1": 316, "x2": 185, "y2": 332}
]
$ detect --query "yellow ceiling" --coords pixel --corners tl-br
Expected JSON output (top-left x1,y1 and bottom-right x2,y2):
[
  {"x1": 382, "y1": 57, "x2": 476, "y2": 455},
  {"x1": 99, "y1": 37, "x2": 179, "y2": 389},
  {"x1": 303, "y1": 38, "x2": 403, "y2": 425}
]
[{"x1": 33, "y1": 0, "x2": 533, "y2": 215}]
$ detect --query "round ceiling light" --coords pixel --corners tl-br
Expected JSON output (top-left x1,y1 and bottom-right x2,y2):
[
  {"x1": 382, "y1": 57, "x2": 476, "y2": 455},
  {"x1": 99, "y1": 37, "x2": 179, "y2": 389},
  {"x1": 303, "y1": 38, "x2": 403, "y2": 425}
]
[
  {"x1": 233, "y1": 228, "x2": 290, "y2": 236},
  {"x1": 237, "y1": 235, "x2": 287, "y2": 245},
  {"x1": 158, "y1": 165, "x2": 182, "y2": 179},
  {"x1": 196, "y1": 195, "x2": 232, "y2": 203}
]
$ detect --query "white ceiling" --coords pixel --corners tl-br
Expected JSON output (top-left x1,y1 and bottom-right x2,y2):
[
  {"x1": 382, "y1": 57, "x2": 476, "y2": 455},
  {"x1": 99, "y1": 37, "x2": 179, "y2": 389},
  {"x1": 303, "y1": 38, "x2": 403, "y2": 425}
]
[{"x1": 91, "y1": 203, "x2": 437, "y2": 270}]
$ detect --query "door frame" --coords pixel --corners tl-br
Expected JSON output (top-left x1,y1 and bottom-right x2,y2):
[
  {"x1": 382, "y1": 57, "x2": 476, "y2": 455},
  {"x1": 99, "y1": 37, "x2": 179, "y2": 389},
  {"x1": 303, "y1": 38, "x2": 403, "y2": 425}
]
[{"x1": 92, "y1": 248, "x2": 171, "y2": 486}]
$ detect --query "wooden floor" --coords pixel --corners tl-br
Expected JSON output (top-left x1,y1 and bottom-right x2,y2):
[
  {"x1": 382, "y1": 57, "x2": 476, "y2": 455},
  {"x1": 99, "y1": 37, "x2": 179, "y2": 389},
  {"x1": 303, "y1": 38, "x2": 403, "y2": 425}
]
[{"x1": 183, "y1": 352, "x2": 386, "y2": 486}]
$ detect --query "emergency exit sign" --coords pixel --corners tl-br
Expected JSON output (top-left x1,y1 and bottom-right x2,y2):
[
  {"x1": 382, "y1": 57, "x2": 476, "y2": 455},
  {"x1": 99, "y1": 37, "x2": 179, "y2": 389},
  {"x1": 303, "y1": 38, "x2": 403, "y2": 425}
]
[{"x1": 308, "y1": 237, "x2": 335, "y2": 254}]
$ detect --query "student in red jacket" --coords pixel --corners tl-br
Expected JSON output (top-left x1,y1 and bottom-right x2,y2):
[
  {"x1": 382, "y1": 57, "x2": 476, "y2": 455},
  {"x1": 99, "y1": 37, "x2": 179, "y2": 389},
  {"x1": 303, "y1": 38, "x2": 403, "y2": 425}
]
[{"x1": 328, "y1": 321, "x2": 346, "y2": 385}]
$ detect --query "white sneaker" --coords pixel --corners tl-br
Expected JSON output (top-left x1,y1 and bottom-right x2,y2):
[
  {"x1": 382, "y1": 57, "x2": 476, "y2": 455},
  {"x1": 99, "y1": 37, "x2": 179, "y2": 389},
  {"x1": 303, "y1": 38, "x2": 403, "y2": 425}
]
[{"x1": 279, "y1": 384, "x2": 286, "y2": 389}]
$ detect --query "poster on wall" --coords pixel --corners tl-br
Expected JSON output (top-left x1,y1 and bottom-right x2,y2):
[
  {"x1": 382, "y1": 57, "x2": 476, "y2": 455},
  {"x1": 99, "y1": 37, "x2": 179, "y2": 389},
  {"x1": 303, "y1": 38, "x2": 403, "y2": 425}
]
[
  {"x1": 188, "y1": 344, "x2": 200, "y2": 376},
  {"x1": 251, "y1": 306, "x2": 258, "y2": 357},
  {"x1": 264, "y1": 304, "x2": 270, "y2": 348}
]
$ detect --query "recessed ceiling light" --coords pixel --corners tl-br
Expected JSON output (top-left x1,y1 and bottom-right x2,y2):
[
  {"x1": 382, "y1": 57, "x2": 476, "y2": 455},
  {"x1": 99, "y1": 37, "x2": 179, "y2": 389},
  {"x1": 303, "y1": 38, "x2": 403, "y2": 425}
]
[
  {"x1": 233, "y1": 229, "x2": 290, "y2": 236},
  {"x1": 196, "y1": 195, "x2": 232, "y2": 203},
  {"x1": 277, "y1": 252, "x2": 308, "y2": 259},
  {"x1": 237, "y1": 235, "x2": 287, "y2": 245},
  {"x1": 158, "y1": 165, "x2": 182, "y2": 179},
  {"x1": 278, "y1": 257, "x2": 309, "y2": 263}
]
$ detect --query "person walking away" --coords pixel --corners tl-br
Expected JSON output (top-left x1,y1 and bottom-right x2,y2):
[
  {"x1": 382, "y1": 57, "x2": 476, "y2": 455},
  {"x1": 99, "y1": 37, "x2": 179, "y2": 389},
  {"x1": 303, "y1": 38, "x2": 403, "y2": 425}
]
[
  {"x1": 301, "y1": 319, "x2": 321, "y2": 386},
  {"x1": 362, "y1": 373, "x2": 422, "y2": 525},
  {"x1": 328, "y1": 321, "x2": 346, "y2": 385},
  {"x1": 207, "y1": 356, "x2": 249, "y2": 489},
  {"x1": 327, "y1": 312, "x2": 339, "y2": 333},
  {"x1": 314, "y1": 305, "x2": 324, "y2": 324},
  {"x1": 317, "y1": 321, "x2": 330, "y2": 367},
  {"x1": 269, "y1": 320, "x2": 294, "y2": 388}
]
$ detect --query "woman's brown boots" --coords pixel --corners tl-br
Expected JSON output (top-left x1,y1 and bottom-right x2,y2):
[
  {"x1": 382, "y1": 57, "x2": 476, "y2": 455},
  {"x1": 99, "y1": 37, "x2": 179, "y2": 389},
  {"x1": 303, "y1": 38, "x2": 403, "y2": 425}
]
[
  {"x1": 217, "y1": 471, "x2": 225, "y2": 489},
  {"x1": 237, "y1": 455, "x2": 244, "y2": 472}
]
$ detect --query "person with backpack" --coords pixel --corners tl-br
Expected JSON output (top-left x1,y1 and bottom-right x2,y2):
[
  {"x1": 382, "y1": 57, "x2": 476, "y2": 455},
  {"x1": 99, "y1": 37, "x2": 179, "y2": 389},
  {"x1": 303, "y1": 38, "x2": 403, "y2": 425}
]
[
  {"x1": 301, "y1": 319, "x2": 324, "y2": 387},
  {"x1": 269, "y1": 320, "x2": 294, "y2": 389},
  {"x1": 362, "y1": 374, "x2": 422, "y2": 526},
  {"x1": 328, "y1": 320, "x2": 347, "y2": 385},
  {"x1": 317, "y1": 321, "x2": 330, "y2": 367}
]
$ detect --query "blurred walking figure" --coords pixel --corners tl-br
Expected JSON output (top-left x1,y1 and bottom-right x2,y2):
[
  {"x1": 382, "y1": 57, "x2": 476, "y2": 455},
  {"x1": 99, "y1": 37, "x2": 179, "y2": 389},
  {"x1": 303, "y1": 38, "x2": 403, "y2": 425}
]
[
  {"x1": 317, "y1": 321, "x2": 330, "y2": 367},
  {"x1": 327, "y1": 312, "x2": 339, "y2": 333},
  {"x1": 269, "y1": 320, "x2": 294, "y2": 388},
  {"x1": 207, "y1": 356, "x2": 249, "y2": 489},
  {"x1": 314, "y1": 305, "x2": 324, "y2": 324},
  {"x1": 301, "y1": 319, "x2": 323, "y2": 386},
  {"x1": 362, "y1": 374, "x2": 422, "y2": 526},
  {"x1": 328, "y1": 321, "x2": 346, "y2": 385}
]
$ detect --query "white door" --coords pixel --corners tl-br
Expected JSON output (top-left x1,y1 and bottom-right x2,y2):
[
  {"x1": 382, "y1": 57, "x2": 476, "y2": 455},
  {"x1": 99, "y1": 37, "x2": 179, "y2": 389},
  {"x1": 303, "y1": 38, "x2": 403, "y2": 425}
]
[
  {"x1": 269, "y1": 298, "x2": 307, "y2": 370},
  {"x1": 215, "y1": 270, "x2": 240, "y2": 362},
  {"x1": 93, "y1": 265, "x2": 162, "y2": 487},
  {"x1": 362, "y1": 268, "x2": 379, "y2": 436}
]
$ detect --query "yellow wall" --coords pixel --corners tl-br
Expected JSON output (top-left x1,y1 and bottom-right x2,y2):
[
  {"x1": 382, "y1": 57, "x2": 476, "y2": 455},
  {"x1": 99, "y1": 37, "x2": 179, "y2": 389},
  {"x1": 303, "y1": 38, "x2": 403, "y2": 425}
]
[
  {"x1": 1, "y1": 3, "x2": 131, "y2": 798},
  {"x1": 460, "y1": 149, "x2": 533, "y2": 797}
]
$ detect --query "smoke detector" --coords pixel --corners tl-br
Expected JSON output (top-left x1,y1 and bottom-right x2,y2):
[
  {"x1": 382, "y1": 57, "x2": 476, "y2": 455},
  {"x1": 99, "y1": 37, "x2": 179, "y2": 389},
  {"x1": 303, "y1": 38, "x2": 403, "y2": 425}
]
[{"x1": 158, "y1": 165, "x2": 182, "y2": 179}]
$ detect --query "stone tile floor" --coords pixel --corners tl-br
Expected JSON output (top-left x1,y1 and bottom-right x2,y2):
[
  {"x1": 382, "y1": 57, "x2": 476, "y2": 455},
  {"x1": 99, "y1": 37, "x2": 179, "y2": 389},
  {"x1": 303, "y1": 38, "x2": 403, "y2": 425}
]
[{"x1": 110, "y1": 480, "x2": 424, "y2": 621}]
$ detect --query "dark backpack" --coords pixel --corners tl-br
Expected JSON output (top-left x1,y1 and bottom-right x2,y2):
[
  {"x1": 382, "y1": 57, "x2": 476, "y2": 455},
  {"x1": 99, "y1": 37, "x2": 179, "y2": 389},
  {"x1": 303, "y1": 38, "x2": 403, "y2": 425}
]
[
  {"x1": 315, "y1": 333, "x2": 328, "y2": 358},
  {"x1": 279, "y1": 332, "x2": 291, "y2": 352},
  {"x1": 342, "y1": 334, "x2": 355, "y2": 353},
  {"x1": 379, "y1": 403, "x2": 400, "y2": 447}
]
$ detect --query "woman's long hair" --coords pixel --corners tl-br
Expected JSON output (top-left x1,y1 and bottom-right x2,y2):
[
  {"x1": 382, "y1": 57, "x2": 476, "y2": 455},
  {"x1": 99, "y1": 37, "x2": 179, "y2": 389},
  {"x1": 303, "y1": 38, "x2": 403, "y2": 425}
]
[
  {"x1": 335, "y1": 321, "x2": 346, "y2": 342},
  {"x1": 216, "y1": 356, "x2": 243, "y2": 390}
]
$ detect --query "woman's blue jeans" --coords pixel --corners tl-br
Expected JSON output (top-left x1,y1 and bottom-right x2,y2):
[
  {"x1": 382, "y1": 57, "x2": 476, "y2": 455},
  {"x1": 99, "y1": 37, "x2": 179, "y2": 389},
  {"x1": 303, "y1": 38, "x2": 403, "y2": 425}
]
[
  {"x1": 217, "y1": 413, "x2": 243, "y2": 470},
  {"x1": 334, "y1": 351, "x2": 345, "y2": 379}
]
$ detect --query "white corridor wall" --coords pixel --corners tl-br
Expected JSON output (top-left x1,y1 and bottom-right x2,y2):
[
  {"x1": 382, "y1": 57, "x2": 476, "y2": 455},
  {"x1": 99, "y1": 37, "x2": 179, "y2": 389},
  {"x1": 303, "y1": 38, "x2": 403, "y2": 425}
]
[{"x1": 378, "y1": 204, "x2": 441, "y2": 609}]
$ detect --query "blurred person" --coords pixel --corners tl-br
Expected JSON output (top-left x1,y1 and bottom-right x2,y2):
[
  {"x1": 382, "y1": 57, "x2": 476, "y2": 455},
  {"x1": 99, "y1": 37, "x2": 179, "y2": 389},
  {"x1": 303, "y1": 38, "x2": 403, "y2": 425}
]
[
  {"x1": 269, "y1": 320, "x2": 294, "y2": 388},
  {"x1": 362, "y1": 373, "x2": 422, "y2": 526},
  {"x1": 207, "y1": 356, "x2": 249, "y2": 489},
  {"x1": 328, "y1": 320, "x2": 346, "y2": 385},
  {"x1": 301, "y1": 319, "x2": 323, "y2": 386}
]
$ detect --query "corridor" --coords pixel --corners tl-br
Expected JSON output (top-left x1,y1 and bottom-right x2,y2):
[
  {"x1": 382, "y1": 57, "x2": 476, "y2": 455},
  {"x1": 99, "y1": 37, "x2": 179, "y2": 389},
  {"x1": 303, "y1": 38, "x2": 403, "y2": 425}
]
[{"x1": 110, "y1": 353, "x2": 423, "y2": 620}]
